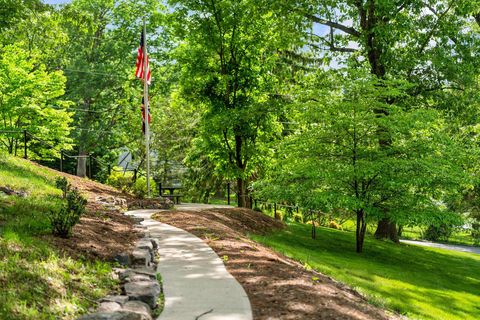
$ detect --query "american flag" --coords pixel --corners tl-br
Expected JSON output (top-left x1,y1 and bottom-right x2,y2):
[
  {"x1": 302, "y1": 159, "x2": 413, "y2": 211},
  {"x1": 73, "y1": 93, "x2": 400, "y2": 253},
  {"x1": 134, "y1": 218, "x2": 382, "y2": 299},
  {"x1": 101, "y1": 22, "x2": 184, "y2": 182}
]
[{"x1": 135, "y1": 31, "x2": 151, "y2": 85}]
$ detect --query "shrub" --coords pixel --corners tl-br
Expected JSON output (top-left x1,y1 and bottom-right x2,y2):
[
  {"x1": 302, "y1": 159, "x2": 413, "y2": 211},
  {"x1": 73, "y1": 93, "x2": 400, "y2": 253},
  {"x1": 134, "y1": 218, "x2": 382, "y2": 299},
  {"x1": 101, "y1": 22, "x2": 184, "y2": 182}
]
[
  {"x1": 423, "y1": 224, "x2": 453, "y2": 242},
  {"x1": 48, "y1": 178, "x2": 87, "y2": 238},
  {"x1": 55, "y1": 176, "x2": 69, "y2": 198},
  {"x1": 329, "y1": 220, "x2": 342, "y2": 230},
  {"x1": 106, "y1": 167, "x2": 134, "y2": 193},
  {"x1": 105, "y1": 168, "x2": 157, "y2": 198},
  {"x1": 131, "y1": 177, "x2": 157, "y2": 199}
]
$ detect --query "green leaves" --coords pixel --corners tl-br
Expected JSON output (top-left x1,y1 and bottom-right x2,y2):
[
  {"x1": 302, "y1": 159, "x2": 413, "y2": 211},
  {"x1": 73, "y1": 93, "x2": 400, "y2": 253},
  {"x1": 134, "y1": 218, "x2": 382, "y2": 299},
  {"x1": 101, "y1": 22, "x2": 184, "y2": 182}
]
[
  {"x1": 0, "y1": 44, "x2": 73, "y2": 158},
  {"x1": 258, "y1": 73, "x2": 469, "y2": 230}
]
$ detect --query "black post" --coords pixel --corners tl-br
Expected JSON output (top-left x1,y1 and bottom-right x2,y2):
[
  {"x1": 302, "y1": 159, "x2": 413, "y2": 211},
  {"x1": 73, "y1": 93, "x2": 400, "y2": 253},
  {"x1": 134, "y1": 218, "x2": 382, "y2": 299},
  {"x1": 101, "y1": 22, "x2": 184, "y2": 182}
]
[
  {"x1": 296, "y1": 206, "x2": 299, "y2": 214},
  {"x1": 60, "y1": 150, "x2": 64, "y2": 172},
  {"x1": 23, "y1": 130, "x2": 27, "y2": 159},
  {"x1": 227, "y1": 182, "x2": 231, "y2": 205},
  {"x1": 133, "y1": 169, "x2": 137, "y2": 182},
  {"x1": 274, "y1": 203, "x2": 277, "y2": 219},
  {"x1": 89, "y1": 155, "x2": 92, "y2": 179},
  {"x1": 108, "y1": 164, "x2": 111, "y2": 176}
]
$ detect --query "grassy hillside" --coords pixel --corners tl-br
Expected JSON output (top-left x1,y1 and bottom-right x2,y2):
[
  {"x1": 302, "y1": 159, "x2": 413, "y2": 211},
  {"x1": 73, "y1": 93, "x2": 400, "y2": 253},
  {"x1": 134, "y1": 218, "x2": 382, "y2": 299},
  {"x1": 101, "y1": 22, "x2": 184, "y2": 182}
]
[
  {"x1": 0, "y1": 153, "x2": 118, "y2": 319},
  {"x1": 252, "y1": 223, "x2": 480, "y2": 320}
]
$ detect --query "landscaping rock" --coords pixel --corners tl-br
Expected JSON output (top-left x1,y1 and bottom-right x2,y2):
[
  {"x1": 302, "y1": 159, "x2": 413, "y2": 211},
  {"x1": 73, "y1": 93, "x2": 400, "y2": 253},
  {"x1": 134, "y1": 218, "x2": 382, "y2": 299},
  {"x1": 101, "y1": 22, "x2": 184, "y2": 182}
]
[
  {"x1": 122, "y1": 301, "x2": 152, "y2": 320},
  {"x1": 114, "y1": 197, "x2": 127, "y2": 207},
  {"x1": 114, "y1": 253, "x2": 131, "y2": 266},
  {"x1": 95, "y1": 196, "x2": 127, "y2": 211},
  {"x1": 131, "y1": 248, "x2": 151, "y2": 267},
  {"x1": 131, "y1": 217, "x2": 144, "y2": 224},
  {"x1": 137, "y1": 239, "x2": 153, "y2": 252},
  {"x1": 77, "y1": 311, "x2": 144, "y2": 320},
  {"x1": 130, "y1": 267, "x2": 156, "y2": 278},
  {"x1": 124, "y1": 280, "x2": 161, "y2": 309},
  {"x1": 97, "y1": 302, "x2": 122, "y2": 313},
  {"x1": 128, "y1": 198, "x2": 173, "y2": 210},
  {"x1": 0, "y1": 186, "x2": 27, "y2": 197},
  {"x1": 118, "y1": 268, "x2": 157, "y2": 284},
  {"x1": 99, "y1": 295, "x2": 129, "y2": 305},
  {"x1": 124, "y1": 273, "x2": 152, "y2": 283}
]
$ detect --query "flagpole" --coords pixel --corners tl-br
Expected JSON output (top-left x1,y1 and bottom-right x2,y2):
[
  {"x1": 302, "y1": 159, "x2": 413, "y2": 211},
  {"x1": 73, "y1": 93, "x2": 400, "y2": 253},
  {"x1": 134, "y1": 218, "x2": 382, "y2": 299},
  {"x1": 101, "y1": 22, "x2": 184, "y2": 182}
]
[{"x1": 143, "y1": 18, "x2": 151, "y2": 197}]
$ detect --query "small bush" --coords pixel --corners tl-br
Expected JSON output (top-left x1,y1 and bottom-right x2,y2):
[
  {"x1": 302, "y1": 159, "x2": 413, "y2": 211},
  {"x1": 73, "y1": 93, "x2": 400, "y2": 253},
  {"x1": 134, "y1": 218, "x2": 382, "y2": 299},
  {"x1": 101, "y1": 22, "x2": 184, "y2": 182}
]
[
  {"x1": 105, "y1": 168, "x2": 156, "y2": 198},
  {"x1": 329, "y1": 220, "x2": 342, "y2": 230},
  {"x1": 106, "y1": 168, "x2": 134, "y2": 193},
  {"x1": 131, "y1": 177, "x2": 157, "y2": 199},
  {"x1": 55, "y1": 176, "x2": 69, "y2": 198},
  {"x1": 423, "y1": 224, "x2": 453, "y2": 242},
  {"x1": 48, "y1": 178, "x2": 87, "y2": 238}
]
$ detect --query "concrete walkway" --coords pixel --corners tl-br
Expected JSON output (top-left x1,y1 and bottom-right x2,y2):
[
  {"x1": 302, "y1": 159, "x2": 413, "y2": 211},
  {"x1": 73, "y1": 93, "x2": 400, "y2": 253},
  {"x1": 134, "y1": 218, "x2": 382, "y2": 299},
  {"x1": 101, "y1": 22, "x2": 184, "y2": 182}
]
[
  {"x1": 401, "y1": 239, "x2": 480, "y2": 255},
  {"x1": 125, "y1": 209, "x2": 252, "y2": 320}
]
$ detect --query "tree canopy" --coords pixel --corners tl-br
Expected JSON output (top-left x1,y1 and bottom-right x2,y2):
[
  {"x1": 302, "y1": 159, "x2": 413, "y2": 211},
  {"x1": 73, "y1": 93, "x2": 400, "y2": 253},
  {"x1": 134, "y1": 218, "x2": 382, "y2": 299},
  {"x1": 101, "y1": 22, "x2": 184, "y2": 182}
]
[{"x1": 2, "y1": 0, "x2": 480, "y2": 252}]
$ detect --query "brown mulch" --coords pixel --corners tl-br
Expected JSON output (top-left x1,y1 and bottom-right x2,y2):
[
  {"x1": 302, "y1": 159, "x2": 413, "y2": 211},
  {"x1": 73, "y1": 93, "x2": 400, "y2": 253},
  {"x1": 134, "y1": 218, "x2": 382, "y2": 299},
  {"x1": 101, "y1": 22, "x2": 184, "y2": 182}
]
[
  {"x1": 31, "y1": 162, "x2": 142, "y2": 260},
  {"x1": 153, "y1": 208, "x2": 399, "y2": 320}
]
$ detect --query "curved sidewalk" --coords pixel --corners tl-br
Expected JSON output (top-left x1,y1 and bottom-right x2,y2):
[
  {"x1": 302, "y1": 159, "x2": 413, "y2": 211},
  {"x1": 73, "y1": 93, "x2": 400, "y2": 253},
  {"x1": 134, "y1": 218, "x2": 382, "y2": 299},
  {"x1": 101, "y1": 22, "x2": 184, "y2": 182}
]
[
  {"x1": 401, "y1": 239, "x2": 480, "y2": 255},
  {"x1": 125, "y1": 209, "x2": 253, "y2": 320}
]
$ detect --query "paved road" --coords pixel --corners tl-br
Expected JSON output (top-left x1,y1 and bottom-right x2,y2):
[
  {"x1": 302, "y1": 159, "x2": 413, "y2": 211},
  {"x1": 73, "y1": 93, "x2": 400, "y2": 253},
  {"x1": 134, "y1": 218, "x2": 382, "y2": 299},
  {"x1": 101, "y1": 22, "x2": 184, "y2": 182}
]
[
  {"x1": 125, "y1": 209, "x2": 252, "y2": 320},
  {"x1": 400, "y1": 239, "x2": 480, "y2": 255}
]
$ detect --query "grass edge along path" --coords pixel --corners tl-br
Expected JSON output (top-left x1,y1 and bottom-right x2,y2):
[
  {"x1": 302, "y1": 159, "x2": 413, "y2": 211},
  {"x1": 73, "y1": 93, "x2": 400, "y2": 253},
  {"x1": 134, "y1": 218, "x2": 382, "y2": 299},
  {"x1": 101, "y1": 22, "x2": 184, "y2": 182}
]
[{"x1": 251, "y1": 223, "x2": 480, "y2": 320}]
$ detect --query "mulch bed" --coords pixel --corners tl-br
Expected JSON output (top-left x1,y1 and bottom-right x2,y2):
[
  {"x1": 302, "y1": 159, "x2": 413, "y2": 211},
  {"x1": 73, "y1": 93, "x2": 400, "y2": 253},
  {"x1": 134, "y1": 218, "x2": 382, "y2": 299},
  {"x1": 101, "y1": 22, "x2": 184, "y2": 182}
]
[
  {"x1": 153, "y1": 208, "x2": 399, "y2": 320},
  {"x1": 34, "y1": 164, "x2": 142, "y2": 260}
]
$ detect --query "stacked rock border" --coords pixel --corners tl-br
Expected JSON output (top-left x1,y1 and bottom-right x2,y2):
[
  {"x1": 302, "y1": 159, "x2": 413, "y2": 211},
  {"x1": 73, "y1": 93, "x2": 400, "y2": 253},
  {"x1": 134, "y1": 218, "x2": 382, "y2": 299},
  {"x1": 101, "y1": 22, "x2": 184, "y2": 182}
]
[{"x1": 78, "y1": 218, "x2": 163, "y2": 320}]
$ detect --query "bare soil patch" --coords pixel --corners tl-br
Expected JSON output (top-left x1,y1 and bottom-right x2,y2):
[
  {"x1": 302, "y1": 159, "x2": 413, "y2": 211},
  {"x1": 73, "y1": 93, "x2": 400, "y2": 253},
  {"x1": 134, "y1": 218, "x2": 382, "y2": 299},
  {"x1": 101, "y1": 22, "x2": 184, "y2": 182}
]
[{"x1": 153, "y1": 208, "x2": 398, "y2": 320}]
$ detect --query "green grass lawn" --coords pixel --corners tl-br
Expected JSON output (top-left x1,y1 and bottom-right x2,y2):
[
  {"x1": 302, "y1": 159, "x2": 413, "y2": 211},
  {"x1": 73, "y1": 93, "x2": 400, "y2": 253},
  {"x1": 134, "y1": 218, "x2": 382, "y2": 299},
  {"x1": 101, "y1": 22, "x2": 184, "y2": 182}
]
[
  {"x1": 0, "y1": 152, "x2": 117, "y2": 319},
  {"x1": 252, "y1": 223, "x2": 480, "y2": 320}
]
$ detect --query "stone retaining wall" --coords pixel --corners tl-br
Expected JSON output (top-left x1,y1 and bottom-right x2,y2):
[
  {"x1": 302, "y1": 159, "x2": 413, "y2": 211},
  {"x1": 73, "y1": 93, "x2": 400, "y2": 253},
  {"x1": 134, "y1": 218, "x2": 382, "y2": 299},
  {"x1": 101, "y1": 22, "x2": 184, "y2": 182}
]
[{"x1": 78, "y1": 218, "x2": 162, "y2": 320}]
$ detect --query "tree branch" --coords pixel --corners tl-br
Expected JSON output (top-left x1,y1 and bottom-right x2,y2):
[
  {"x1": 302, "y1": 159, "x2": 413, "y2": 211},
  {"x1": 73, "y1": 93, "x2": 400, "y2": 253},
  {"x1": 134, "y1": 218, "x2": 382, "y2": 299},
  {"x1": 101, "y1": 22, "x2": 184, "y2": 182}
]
[
  {"x1": 308, "y1": 42, "x2": 357, "y2": 53},
  {"x1": 304, "y1": 13, "x2": 361, "y2": 37}
]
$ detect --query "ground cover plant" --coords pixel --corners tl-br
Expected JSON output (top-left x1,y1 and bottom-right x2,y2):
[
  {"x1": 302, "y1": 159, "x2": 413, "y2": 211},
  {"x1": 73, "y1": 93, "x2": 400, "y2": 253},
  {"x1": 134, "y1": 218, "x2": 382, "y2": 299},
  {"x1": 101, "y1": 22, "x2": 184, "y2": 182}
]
[
  {"x1": 252, "y1": 222, "x2": 480, "y2": 320},
  {"x1": 0, "y1": 153, "x2": 118, "y2": 319}
]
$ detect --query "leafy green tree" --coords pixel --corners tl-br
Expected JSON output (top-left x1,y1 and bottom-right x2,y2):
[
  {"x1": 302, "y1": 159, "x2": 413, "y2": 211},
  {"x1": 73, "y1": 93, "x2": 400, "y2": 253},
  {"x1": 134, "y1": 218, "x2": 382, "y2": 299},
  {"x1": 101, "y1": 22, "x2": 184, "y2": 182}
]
[
  {"x1": 284, "y1": 0, "x2": 480, "y2": 240},
  {"x1": 166, "y1": 0, "x2": 293, "y2": 207},
  {"x1": 0, "y1": 44, "x2": 72, "y2": 157},
  {"x1": 256, "y1": 73, "x2": 469, "y2": 252},
  {"x1": 59, "y1": 0, "x2": 164, "y2": 177}
]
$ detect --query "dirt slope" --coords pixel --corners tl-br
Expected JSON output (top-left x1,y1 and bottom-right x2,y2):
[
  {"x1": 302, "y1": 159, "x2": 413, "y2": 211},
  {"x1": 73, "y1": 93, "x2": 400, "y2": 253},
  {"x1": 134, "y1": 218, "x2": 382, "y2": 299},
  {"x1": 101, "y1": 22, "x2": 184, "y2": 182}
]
[
  {"x1": 31, "y1": 162, "x2": 141, "y2": 260},
  {"x1": 153, "y1": 208, "x2": 398, "y2": 320}
]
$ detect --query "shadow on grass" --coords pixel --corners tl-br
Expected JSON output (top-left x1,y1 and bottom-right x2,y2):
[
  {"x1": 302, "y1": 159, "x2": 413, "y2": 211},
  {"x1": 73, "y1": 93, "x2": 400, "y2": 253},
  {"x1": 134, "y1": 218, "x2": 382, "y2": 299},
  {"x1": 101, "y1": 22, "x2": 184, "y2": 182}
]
[
  {"x1": 155, "y1": 209, "x2": 391, "y2": 320},
  {"x1": 254, "y1": 223, "x2": 480, "y2": 320},
  {"x1": 0, "y1": 232, "x2": 116, "y2": 319}
]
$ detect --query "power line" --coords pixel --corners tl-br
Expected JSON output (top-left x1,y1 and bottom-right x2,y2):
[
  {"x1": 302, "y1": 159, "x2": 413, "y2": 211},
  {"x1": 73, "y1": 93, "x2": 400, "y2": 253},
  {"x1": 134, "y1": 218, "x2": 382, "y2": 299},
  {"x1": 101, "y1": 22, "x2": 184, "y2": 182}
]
[{"x1": 62, "y1": 68, "x2": 131, "y2": 79}]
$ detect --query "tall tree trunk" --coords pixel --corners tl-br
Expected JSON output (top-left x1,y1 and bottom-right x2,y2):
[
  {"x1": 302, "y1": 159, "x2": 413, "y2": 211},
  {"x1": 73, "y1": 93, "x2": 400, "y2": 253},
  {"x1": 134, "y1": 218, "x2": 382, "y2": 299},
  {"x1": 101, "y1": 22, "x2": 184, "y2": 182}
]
[
  {"x1": 374, "y1": 218, "x2": 399, "y2": 242},
  {"x1": 356, "y1": 209, "x2": 367, "y2": 253},
  {"x1": 236, "y1": 178, "x2": 247, "y2": 207},
  {"x1": 77, "y1": 150, "x2": 87, "y2": 178}
]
